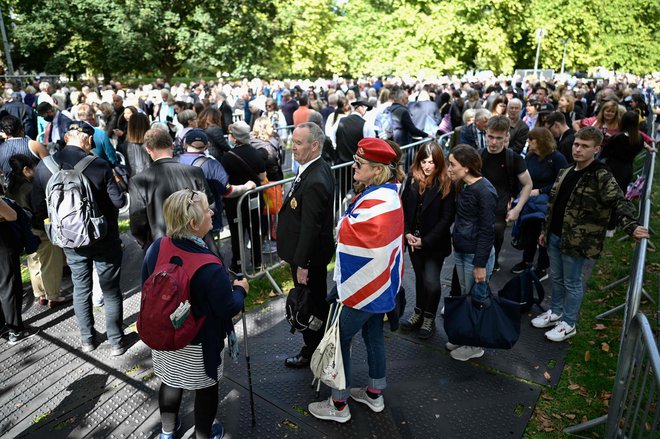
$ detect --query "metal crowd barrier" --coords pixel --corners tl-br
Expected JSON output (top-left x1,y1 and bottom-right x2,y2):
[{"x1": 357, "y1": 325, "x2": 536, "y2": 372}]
[
  {"x1": 564, "y1": 126, "x2": 659, "y2": 436},
  {"x1": 234, "y1": 136, "x2": 435, "y2": 291}
]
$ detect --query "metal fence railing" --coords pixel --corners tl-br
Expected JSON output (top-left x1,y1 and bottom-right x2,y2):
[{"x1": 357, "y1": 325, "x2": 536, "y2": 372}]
[
  {"x1": 234, "y1": 136, "x2": 437, "y2": 290},
  {"x1": 564, "y1": 125, "x2": 659, "y2": 436}
]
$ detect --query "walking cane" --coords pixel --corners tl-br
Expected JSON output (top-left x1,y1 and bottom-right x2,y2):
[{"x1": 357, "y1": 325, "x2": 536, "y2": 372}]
[{"x1": 241, "y1": 305, "x2": 256, "y2": 425}]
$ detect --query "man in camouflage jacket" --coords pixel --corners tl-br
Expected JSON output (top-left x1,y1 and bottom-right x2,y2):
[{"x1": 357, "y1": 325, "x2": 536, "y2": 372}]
[{"x1": 531, "y1": 127, "x2": 649, "y2": 342}]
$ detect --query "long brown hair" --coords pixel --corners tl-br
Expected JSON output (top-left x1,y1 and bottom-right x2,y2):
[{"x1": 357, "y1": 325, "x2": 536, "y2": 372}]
[
  {"x1": 528, "y1": 127, "x2": 556, "y2": 161},
  {"x1": 410, "y1": 142, "x2": 451, "y2": 198},
  {"x1": 126, "y1": 112, "x2": 149, "y2": 144},
  {"x1": 450, "y1": 144, "x2": 482, "y2": 196}
]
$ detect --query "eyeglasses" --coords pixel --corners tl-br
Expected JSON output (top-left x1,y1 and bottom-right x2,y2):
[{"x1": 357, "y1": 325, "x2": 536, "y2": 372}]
[
  {"x1": 353, "y1": 155, "x2": 368, "y2": 169},
  {"x1": 188, "y1": 189, "x2": 200, "y2": 208}
]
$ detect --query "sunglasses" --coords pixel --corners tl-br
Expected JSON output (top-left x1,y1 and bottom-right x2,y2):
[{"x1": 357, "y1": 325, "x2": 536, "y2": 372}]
[
  {"x1": 353, "y1": 155, "x2": 369, "y2": 169},
  {"x1": 188, "y1": 189, "x2": 201, "y2": 207}
]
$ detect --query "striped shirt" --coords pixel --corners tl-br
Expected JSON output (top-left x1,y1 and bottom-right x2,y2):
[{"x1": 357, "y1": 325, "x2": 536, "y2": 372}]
[{"x1": 0, "y1": 137, "x2": 37, "y2": 174}]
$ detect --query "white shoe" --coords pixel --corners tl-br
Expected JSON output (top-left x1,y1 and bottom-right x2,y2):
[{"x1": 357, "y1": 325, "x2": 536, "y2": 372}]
[
  {"x1": 349, "y1": 388, "x2": 385, "y2": 413},
  {"x1": 308, "y1": 398, "x2": 351, "y2": 423},
  {"x1": 445, "y1": 342, "x2": 460, "y2": 351},
  {"x1": 531, "y1": 310, "x2": 562, "y2": 328},
  {"x1": 545, "y1": 321, "x2": 576, "y2": 342},
  {"x1": 450, "y1": 345, "x2": 484, "y2": 361}
]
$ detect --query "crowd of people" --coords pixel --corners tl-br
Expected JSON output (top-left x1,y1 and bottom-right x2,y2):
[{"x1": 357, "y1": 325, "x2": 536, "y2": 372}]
[{"x1": 0, "y1": 71, "x2": 657, "y2": 435}]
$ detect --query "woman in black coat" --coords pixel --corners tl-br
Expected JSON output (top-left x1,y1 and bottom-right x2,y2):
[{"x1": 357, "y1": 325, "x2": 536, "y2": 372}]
[{"x1": 401, "y1": 142, "x2": 455, "y2": 339}]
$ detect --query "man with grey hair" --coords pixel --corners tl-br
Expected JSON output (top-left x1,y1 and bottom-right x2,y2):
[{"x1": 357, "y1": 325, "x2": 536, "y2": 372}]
[
  {"x1": 277, "y1": 122, "x2": 335, "y2": 368},
  {"x1": 32, "y1": 120, "x2": 127, "y2": 355},
  {"x1": 280, "y1": 89, "x2": 299, "y2": 126},
  {"x1": 507, "y1": 98, "x2": 529, "y2": 154},
  {"x1": 458, "y1": 108, "x2": 491, "y2": 149}
]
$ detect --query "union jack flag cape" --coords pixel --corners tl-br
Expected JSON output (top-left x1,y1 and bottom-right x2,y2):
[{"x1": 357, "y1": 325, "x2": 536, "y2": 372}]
[{"x1": 334, "y1": 183, "x2": 404, "y2": 313}]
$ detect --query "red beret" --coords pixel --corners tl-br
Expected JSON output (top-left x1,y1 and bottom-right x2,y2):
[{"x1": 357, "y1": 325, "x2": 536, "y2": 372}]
[{"x1": 356, "y1": 137, "x2": 396, "y2": 164}]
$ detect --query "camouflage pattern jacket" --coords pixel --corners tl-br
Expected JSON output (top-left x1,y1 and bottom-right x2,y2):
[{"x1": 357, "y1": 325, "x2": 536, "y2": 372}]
[{"x1": 544, "y1": 161, "x2": 639, "y2": 259}]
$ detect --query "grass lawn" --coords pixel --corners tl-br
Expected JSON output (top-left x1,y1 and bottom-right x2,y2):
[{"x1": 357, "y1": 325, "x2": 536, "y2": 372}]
[{"x1": 524, "y1": 164, "x2": 659, "y2": 437}]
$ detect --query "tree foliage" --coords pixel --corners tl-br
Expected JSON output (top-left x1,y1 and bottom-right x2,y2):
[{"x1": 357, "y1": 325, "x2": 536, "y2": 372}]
[{"x1": 1, "y1": 0, "x2": 657, "y2": 81}]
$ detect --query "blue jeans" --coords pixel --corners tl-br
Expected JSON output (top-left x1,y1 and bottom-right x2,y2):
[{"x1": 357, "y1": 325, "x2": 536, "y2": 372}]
[
  {"x1": 63, "y1": 239, "x2": 124, "y2": 346},
  {"x1": 547, "y1": 233, "x2": 587, "y2": 326},
  {"x1": 331, "y1": 305, "x2": 387, "y2": 401},
  {"x1": 453, "y1": 247, "x2": 495, "y2": 300}
]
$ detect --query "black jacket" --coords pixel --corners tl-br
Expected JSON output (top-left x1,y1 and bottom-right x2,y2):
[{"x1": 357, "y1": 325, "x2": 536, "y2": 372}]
[
  {"x1": 1, "y1": 101, "x2": 37, "y2": 139},
  {"x1": 402, "y1": 178, "x2": 456, "y2": 257},
  {"x1": 336, "y1": 113, "x2": 365, "y2": 163},
  {"x1": 32, "y1": 145, "x2": 126, "y2": 241},
  {"x1": 129, "y1": 157, "x2": 209, "y2": 249},
  {"x1": 205, "y1": 125, "x2": 230, "y2": 160},
  {"x1": 276, "y1": 158, "x2": 335, "y2": 268}
]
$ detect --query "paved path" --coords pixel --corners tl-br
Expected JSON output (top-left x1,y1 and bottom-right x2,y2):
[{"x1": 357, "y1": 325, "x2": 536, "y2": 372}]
[{"x1": 1, "y1": 229, "x2": 589, "y2": 438}]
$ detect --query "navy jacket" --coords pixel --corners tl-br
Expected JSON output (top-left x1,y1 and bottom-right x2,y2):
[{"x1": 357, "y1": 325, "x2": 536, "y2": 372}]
[{"x1": 451, "y1": 178, "x2": 497, "y2": 267}]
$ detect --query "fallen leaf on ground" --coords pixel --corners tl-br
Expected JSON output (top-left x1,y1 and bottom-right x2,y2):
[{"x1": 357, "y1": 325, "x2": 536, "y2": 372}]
[
  {"x1": 602, "y1": 342, "x2": 610, "y2": 352},
  {"x1": 566, "y1": 414, "x2": 577, "y2": 420},
  {"x1": 552, "y1": 413, "x2": 562, "y2": 420},
  {"x1": 568, "y1": 383, "x2": 581, "y2": 390},
  {"x1": 585, "y1": 351, "x2": 591, "y2": 361},
  {"x1": 593, "y1": 324, "x2": 607, "y2": 330},
  {"x1": 268, "y1": 291, "x2": 278, "y2": 297},
  {"x1": 543, "y1": 371, "x2": 552, "y2": 381}
]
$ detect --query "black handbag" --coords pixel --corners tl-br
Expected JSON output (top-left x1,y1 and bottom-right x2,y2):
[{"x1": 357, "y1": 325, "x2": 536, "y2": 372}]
[
  {"x1": 498, "y1": 268, "x2": 545, "y2": 313},
  {"x1": 443, "y1": 282, "x2": 521, "y2": 349}
]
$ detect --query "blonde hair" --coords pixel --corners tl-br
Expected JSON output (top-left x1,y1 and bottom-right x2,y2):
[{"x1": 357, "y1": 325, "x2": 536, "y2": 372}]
[
  {"x1": 163, "y1": 190, "x2": 208, "y2": 239},
  {"x1": 252, "y1": 116, "x2": 274, "y2": 141}
]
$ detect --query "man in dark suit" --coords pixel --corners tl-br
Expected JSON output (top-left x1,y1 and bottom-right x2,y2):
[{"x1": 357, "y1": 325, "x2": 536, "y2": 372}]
[
  {"x1": 129, "y1": 127, "x2": 210, "y2": 250},
  {"x1": 277, "y1": 122, "x2": 335, "y2": 368},
  {"x1": 32, "y1": 121, "x2": 127, "y2": 355},
  {"x1": 37, "y1": 101, "x2": 72, "y2": 146},
  {"x1": 458, "y1": 108, "x2": 490, "y2": 149},
  {"x1": 507, "y1": 98, "x2": 529, "y2": 154}
]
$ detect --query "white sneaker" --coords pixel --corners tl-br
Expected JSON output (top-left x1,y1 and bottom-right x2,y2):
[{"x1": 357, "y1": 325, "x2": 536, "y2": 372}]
[
  {"x1": 350, "y1": 388, "x2": 385, "y2": 413},
  {"x1": 545, "y1": 321, "x2": 576, "y2": 342},
  {"x1": 445, "y1": 342, "x2": 460, "y2": 351},
  {"x1": 450, "y1": 345, "x2": 484, "y2": 361},
  {"x1": 531, "y1": 310, "x2": 562, "y2": 328},
  {"x1": 308, "y1": 398, "x2": 352, "y2": 423}
]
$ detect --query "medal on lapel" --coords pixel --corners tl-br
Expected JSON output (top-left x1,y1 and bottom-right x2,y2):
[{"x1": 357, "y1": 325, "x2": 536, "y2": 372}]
[{"x1": 290, "y1": 197, "x2": 298, "y2": 209}]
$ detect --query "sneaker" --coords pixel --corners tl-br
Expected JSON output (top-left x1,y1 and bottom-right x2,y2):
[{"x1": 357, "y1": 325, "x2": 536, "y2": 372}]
[
  {"x1": 400, "y1": 308, "x2": 422, "y2": 331},
  {"x1": 308, "y1": 398, "x2": 352, "y2": 423},
  {"x1": 545, "y1": 321, "x2": 576, "y2": 342},
  {"x1": 210, "y1": 423, "x2": 224, "y2": 439},
  {"x1": 511, "y1": 261, "x2": 529, "y2": 274},
  {"x1": 417, "y1": 314, "x2": 435, "y2": 340},
  {"x1": 159, "y1": 417, "x2": 182, "y2": 439},
  {"x1": 531, "y1": 310, "x2": 562, "y2": 328},
  {"x1": 111, "y1": 344, "x2": 127, "y2": 356},
  {"x1": 534, "y1": 268, "x2": 549, "y2": 282},
  {"x1": 36, "y1": 296, "x2": 48, "y2": 306},
  {"x1": 8, "y1": 328, "x2": 40, "y2": 346},
  {"x1": 450, "y1": 345, "x2": 484, "y2": 361},
  {"x1": 349, "y1": 388, "x2": 385, "y2": 413},
  {"x1": 445, "y1": 342, "x2": 460, "y2": 351}
]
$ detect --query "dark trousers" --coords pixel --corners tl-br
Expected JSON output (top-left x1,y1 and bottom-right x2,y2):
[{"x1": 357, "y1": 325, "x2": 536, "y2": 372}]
[
  {"x1": 0, "y1": 249, "x2": 24, "y2": 331},
  {"x1": 410, "y1": 251, "x2": 445, "y2": 316},
  {"x1": 521, "y1": 218, "x2": 549, "y2": 269},
  {"x1": 159, "y1": 382, "x2": 218, "y2": 438},
  {"x1": 494, "y1": 213, "x2": 507, "y2": 263},
  {"x1": 290, "y1": 264, "x2": 329, "y2": 359},
  {"x1": 63, "y1": 239, "x2": 124, "y2": 345},
  {"x1": 227, "y1": 204, "x2": 261, "y2": 273}
]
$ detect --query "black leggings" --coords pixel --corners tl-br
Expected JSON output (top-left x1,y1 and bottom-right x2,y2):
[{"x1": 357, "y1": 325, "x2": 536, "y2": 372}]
[
  {"x1": 410, "y1": 252, "x2": 445, "y2": 316},
  {"x1": 159, "y1": 382, "x2": 218, "y2": 438}
]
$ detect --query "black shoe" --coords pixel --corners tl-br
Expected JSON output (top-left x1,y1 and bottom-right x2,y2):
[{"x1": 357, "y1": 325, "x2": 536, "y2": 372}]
[
  {"x1": 8, "y1": 328, "x2": 40, "y2": 345},
  {"x1": 534, "y1": 268, "x2": 549, "y2": 282},
  {"x1": 417, "y1": 314, "x2": 436, "y2": 340},
  {"x1": 285, "y1": 354, "x2": 310, "y2": 368},
  {"x1": 400, "y1": 308, "x2": 423, "y2": 331},
  {"x1": 511, "y1": 261, "x2": 529, "y2": 274}
]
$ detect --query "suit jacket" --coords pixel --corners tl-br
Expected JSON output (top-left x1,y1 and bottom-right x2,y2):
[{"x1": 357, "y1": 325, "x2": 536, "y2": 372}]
[
  {"x1": 276, "y1": 158, "x2": 335, "y2": 268},
  {"x1": 129, "y1": 157, "x2": 209, "y2": 249},
  {"x1": 508, "y1": 119, "x2": 529, "y2": 154},
  {"x1": 458, "y1": 124, "x2": 484, "y2": 149},
  {"x1": 401, "y1": 178, "x2": 455, "y2": 257}
]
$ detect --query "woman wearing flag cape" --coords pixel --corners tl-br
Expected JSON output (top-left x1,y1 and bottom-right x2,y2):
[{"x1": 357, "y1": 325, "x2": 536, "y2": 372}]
[{"x1": 308, "y1": 137, "x2": 404, "y2": 423}]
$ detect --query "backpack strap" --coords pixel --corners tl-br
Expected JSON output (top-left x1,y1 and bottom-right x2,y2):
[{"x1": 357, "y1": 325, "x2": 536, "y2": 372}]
[
  {"x1": 526, "y1": 268, "x2": 546, "y2": 310},
  {"x1": 73, "y1": 155, "x2": 97, "y2": 173},
  {"x1": 191, "y1": 155, "x2": 211, "y2": 168},
  {"x1": 156, "y1": 237, "x2": 221, "y2": 277},
  {"x1": 43, "y1": 155, "x2": 61, "y2": 175}
]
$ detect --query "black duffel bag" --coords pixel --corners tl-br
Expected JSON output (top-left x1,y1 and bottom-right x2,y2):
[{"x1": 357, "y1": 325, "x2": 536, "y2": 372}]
[{"x1": 443, "y1": 282, "x2": 521, "y2": 349}]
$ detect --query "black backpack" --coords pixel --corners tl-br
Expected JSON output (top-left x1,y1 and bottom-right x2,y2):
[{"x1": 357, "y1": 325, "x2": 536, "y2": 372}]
[
  {"x1": 498, "y1": 268, "x2": 545, "y2": 313},
  {"x1": 285, "y1": 285, "x2": 323, "y2": 333}
]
